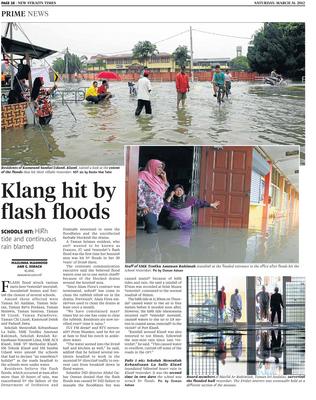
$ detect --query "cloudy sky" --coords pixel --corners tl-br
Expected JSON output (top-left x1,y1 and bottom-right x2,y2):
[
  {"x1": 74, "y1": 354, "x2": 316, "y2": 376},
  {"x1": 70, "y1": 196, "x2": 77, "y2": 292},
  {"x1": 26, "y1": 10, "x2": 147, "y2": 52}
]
[{"x1": 3, "y1": 22, "x2": 263, "y2": 61}]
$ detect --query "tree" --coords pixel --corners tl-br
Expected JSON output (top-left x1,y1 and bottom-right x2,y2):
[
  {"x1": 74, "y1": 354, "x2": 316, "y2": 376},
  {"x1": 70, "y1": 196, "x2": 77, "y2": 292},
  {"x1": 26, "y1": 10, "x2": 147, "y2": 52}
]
[
  {"x1": 52, "y1": 53, "x2": 82, "y2": 74},
  {"x1": 230, "y1": 56, "x2": 250, "y2": 71},
  {"x1": 247, "y1": 22, "x2": 305, "y2": 79},
  {"x1": 132, "y1": 41, "x2": 158, "y2": 66},
  {"x1": 172, "y1": 45, "x2": 190, "y2": 68},
  {"x1": 96, "y1": 58, "x2": 105, "y2": 71},
  {"x1": 52, "y1": 57, "x2": 65, "y2": 74}
]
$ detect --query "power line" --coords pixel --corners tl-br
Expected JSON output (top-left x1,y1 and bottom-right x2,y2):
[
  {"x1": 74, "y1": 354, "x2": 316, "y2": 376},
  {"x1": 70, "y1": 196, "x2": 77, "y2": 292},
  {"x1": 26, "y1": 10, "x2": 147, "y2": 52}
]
[
  {"x1": 193, "y1": 28, "x2": 252, "y2": 40},
  {"x1": 154, "y1": 29, "x2": 189, "y2": 45},
  {"x1": 94, "y1": 29, "x2": 189, "y2": 56}
]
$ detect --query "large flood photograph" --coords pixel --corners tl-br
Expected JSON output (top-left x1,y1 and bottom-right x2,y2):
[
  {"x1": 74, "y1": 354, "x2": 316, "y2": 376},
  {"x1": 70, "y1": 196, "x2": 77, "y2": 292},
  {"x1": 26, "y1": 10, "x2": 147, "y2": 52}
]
[
  {"x1": 125, "y1": 145, "x2": 299, "y2": 264},
  {"x1": 1, "y1": 22, "x2": 305, "y2": 166},
  {"x1": 187, "y1": 276, "x2": 305, "y2": 377}
]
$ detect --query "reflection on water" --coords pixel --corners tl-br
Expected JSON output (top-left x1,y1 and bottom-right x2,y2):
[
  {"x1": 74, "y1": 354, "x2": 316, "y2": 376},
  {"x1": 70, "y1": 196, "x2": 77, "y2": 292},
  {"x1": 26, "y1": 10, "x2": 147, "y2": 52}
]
[
  {"x1": 2, "y1": 81, "x2": 305, "y2": 165},
  {"x1": 126, "y1": 215, "x2": 299, "y2": 263},
  {"x1": 188, "y1": 328, "x2": 305, "y2": 376}
]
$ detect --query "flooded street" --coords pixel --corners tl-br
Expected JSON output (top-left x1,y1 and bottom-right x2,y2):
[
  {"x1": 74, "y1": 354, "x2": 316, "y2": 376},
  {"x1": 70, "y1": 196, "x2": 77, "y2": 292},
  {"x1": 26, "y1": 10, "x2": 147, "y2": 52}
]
[{"x1": 2, "y1": 81, "x2": 305, "y2": 166}]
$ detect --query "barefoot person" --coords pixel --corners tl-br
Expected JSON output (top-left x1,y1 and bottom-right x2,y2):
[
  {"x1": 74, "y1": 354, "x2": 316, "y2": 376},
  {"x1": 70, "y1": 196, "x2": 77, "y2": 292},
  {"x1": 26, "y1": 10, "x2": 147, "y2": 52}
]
[
  {"x1": 162, "y1": 184, "x2": 220, "y2": 230},
  {"x1": 137, "y1": 159, "x2": 169, "y2": 233}
]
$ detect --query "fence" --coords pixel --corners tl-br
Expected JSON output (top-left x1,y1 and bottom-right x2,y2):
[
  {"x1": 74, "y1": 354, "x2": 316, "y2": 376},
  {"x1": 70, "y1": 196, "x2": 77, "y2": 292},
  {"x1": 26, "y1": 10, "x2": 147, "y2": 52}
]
[{"x1": 65, "y1": 71, "x2": 263, "y2": 82}]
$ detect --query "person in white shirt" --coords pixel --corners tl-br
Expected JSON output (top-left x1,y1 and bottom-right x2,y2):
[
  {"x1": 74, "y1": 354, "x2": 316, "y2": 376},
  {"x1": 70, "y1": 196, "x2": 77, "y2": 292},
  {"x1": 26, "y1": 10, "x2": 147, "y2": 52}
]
[
  {"x1": 230, "y1": 289, "x2": 242, "y2": 323},
  {"x1": 224, "y1": 69, "x2": 232, "y2": 95},
  {"x1": 135, "y1": 70, "x2": 152, "y2": 116}
]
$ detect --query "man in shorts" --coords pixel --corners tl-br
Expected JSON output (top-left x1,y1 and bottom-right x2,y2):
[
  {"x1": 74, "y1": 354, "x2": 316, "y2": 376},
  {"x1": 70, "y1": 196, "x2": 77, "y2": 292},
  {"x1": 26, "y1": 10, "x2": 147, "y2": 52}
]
[
  {"x1": 176, "y1": 65, "x2": 190, "y2": 108},
  {"x1": 212, "y1": 64, "x2": 226, "y2": 102}
]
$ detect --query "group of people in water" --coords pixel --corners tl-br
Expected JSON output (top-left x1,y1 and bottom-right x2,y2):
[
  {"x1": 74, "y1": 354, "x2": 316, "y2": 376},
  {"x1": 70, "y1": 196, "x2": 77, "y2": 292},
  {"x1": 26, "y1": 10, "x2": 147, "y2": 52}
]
[
  {"x1": 84, "y1": 79, "x2": 112, "y2": 103},
  {"x1": 215, "y1": 285, "x2": 284, "y2": 325},
  {"x1": 137, "y1": 158, "x2": 220, "y2": 234},
  {"x1": 7, "y1": 63, "x2": 57, "y2": 125},
  {"x1": 84, "y1": 64, "x2": 233, "y2": 115},
  {"x1": 5, "y1": 61, "x2": 285, "y2": 128},
  {"x1": 131, "y1": 65, "x2": 233, "y2": 115}
]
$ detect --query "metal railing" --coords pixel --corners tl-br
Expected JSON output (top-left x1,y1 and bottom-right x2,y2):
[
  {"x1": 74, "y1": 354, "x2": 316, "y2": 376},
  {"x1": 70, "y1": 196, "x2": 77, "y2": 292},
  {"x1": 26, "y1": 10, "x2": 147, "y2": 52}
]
[
  {"x1": 1, "y1": 87, "x2": 88, "y2": 105},
  {"x1": 52, "y1": 87, "x2": 87, "y2": 103}
]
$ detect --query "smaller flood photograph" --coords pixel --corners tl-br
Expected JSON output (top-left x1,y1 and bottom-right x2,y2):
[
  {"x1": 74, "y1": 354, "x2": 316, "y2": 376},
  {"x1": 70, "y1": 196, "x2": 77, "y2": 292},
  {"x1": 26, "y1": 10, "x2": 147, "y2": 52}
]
[
  {"x1": 187, "y1": 276, "x2": 305, "y2": 376},
  {"x1": 1, "y1": 22, "x2": 305, "y2": 166},
  {"x1": 125, "y1": 145, "x2": 299, "y2": 264}
]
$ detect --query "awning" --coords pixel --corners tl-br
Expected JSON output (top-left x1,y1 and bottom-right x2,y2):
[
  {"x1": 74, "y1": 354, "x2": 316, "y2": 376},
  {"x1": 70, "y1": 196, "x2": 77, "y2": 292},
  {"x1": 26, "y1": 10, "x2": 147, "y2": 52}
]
[
  {"x1": 1, "y1": 37, "x2": 57, "y2": 59},
  {"x1": 252, "y1": 149, "x2": 270, "y2": 176}
]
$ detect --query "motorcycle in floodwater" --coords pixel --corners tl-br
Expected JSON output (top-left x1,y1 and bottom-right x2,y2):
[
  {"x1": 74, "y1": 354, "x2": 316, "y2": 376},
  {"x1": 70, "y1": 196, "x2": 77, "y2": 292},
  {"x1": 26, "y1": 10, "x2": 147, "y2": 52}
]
[
  {"x1": 128, "y1": 81, "x2": 137, "y2": 96},
  {"x1": 264, "y1": 76, "x2": 287, "y2": 86}
]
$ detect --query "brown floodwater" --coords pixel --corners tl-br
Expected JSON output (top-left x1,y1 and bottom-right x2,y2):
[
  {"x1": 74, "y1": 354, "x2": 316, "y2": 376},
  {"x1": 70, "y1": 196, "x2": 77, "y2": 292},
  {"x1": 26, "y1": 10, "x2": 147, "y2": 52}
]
[{"x1": 1, "y1": 81, "x2": 305, "y2": 166}]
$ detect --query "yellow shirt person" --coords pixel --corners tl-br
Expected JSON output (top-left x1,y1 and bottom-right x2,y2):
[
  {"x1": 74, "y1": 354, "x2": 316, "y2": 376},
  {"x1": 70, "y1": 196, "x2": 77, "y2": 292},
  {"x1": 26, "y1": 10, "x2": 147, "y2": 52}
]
[{"x1": 85, "y1": 81, "x2": 98, "y2": 99}]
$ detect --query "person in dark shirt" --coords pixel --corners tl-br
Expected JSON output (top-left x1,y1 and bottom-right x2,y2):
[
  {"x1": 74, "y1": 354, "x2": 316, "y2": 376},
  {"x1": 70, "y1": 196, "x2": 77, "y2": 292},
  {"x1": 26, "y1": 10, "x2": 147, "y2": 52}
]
[{"x1": 270, "y1": 287, "x2": 284, "y2": 325}]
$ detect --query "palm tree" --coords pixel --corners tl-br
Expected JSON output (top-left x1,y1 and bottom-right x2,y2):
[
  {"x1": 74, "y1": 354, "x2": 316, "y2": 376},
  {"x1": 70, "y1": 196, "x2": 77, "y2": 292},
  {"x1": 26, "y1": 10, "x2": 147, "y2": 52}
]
[
  {"x1": 132, "y1": 41, "x2": 158, "y2": 67},
  {"x1": 172, "y1": 45, "x2": 190, "y2": 68}
]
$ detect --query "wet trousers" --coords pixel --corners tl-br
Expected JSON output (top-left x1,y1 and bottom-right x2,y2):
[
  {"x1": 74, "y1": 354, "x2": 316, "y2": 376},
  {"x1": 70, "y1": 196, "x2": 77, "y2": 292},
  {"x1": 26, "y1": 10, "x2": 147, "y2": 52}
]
[
  {"x1": 143, "y1": 212, "x2": 158, "y2": 234},
  {"x1": 163, "y1": 216, "x2": 181, "y2": 230},
  {"x1": 271, "y1": 308, "x2": 282, "y2": 324},
  {"x1": 135, "y1": 99, "x2": 152, "y2": 116}
]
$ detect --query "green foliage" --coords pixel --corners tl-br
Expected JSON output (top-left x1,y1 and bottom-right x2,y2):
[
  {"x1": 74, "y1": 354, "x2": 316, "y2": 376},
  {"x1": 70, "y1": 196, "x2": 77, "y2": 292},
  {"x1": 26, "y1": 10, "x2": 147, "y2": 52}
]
[
  {"x1": 132, "y1": 41, "x2": 158, "y2": 66},
  {"x1": 96, "y1": 59, "x2": 106, "y2": 71},
  {"x1": 230, "y1": 56, "x2": 250, "y2": 71},
  {"x1": 247, "y1": 22, "x2": 305, "y2": 79},
  {"x1": 52, "y1": 57, "x2": 65, "y2": 74},
  {"x1": 52, "y1": 53, "x2": 83, "y2": 74},
  {"x1": 66, "y1": 53, "x2": 82, "y2": 74},
  {"x1": 172, "y1": 45, "x2": 190, "y2": 67}
]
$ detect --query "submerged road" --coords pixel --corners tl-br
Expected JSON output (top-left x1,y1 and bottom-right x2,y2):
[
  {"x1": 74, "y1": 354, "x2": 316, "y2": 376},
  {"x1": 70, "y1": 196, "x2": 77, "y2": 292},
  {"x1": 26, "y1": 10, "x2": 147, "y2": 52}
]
[{"x1": 2, "y1": 81, "x2": 305, "y2": 166}]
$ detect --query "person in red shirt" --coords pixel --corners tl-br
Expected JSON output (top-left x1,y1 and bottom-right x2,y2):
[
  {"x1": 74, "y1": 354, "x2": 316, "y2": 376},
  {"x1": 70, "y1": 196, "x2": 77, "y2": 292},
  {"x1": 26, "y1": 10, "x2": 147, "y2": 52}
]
[
  {"x1": 97, "y1": 80, "x2": 111, "y2": 100},
  {"x1": 217, "y1": 286, "x2": 226, "y2": 322},
  {"x1": 176, "y1": 65, "x2": 190, "y2": 108}
]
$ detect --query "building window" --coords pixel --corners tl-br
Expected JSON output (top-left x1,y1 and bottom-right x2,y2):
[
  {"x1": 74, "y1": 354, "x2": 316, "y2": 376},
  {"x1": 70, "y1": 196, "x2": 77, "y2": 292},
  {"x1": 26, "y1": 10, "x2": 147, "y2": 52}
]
[
  {"x1": 187, "y1": 276, "x2": 218, "y2": 326},
  {"x1": 250, "y1": 171, "x2": 265, "y2": 204},
  {"x1": 271, "y1": 167, "x2": 281, "y2": 187},
  {"x1": 270, "y1": 183, "x2": 281, "y2": 208}
]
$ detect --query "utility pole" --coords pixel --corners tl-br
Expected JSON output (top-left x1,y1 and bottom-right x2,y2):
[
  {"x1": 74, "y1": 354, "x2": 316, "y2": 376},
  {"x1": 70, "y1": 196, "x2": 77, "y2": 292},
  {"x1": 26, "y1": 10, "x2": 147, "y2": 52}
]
[
  {"x1": 9, "y1": 23, "x2": 14, "y2": 89},
  {"x1": 190, "y1": 26, "x2": 194, "y2": 83},
  {"x1": 65, "y1": 47, "x2": 69, "y2": 82}
]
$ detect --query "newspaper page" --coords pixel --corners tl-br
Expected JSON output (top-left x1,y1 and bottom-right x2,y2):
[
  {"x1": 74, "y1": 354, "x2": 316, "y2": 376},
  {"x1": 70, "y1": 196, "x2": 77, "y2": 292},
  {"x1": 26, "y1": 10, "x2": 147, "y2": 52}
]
[{"x1": 0, "y1": 1, "x2": 314, "y2": 399}]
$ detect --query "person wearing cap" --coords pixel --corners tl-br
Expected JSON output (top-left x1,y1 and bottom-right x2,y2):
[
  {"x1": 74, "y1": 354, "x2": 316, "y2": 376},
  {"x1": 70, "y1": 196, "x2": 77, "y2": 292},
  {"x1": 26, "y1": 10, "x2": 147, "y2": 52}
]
[
  {"x1": 162, "y1": 184, "x2": 220, "y2": 230},
  {"x1": 176, "y1": 65, "x2": 190, "y2": 108},
  {"x1": 135, "y1": 70, "x2": 152, "y2": 116}
]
